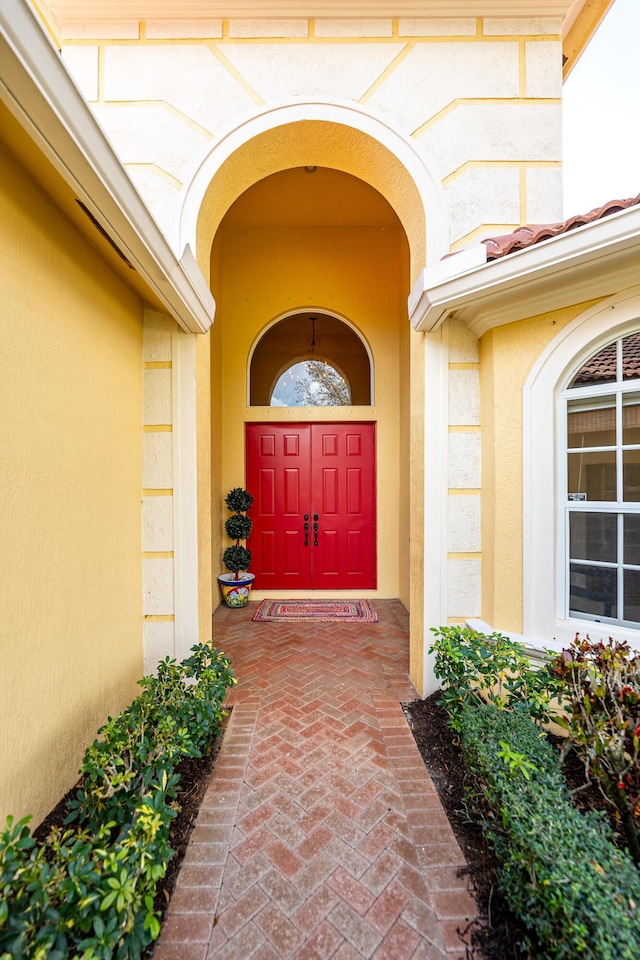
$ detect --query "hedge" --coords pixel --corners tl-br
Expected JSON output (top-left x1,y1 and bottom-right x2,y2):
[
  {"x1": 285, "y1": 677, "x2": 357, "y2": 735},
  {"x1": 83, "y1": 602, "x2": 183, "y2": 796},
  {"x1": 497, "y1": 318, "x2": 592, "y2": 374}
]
[
  {"x1": 461, "y1": 702, "x2": 640, "y2": 960},
  {"x1": 0, "y1": 644, "x2": 235, "y2": 960}
]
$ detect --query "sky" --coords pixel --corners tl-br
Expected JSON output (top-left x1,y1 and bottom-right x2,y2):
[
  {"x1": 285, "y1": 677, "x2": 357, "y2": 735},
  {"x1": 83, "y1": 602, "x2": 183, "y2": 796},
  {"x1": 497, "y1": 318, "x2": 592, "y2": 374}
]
[{"x1": 563, "y1": 0, "x2": 640, "y2": 217}]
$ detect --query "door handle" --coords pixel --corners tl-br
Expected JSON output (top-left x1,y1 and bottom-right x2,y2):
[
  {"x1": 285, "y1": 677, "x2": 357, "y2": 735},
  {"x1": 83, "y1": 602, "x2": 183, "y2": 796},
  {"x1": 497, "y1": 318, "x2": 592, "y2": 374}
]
[
  {"x1": 313, "y1": 514, "x2": 318, "y2": 547},
  {"x1": 303, "y1": 514, "x2": 309, "y2": 547}
]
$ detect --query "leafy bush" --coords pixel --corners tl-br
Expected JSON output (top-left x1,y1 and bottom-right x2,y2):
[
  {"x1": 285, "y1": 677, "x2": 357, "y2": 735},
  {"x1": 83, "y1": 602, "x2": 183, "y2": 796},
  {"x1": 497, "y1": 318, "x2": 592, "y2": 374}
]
[
  {"x1": 461, "y1": 703, "x2": 640, "y2": 960},
  {"x1": 549, "y1": 635, "x2": 640, "y2": 863},
  {"x1": 429, "y1": 625, "x2": 563, "y2": 733},
  {"x1": 0, "y1": 644, "x2": 235, "y2": 959}
]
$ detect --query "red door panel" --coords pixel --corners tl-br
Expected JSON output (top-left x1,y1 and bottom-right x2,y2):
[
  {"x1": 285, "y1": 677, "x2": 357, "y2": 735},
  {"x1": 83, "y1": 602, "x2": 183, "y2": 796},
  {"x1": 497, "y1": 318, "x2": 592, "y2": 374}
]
[
  {"x1": 246, "y1": 425, "x2": 312, "y2": 589},
  {"x1": 246, "y1": 422, "x2": 376, "y2": 590},
  {"x1": 311, "y1": 423, "x2": 376, "y2": 589}
]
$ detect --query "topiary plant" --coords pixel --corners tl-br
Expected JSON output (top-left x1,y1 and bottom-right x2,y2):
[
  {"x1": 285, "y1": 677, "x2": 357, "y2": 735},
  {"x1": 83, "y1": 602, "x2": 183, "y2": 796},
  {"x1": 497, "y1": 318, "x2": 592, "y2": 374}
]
[{"x1": 223, "y1": 487, "x2": 254, "y2": 580}]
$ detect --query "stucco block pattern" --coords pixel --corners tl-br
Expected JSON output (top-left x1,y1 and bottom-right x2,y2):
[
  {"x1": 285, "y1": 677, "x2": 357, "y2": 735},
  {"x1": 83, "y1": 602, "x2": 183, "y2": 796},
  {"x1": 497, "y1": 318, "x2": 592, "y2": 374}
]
[
  {"x1": 448, "y1": 319, "x2": 479, "y2": 363},
  {"x1": 125, "y1": 168, "x2": 180, "y2": 243},
  {"x1": 448, "y1": 496, "x2": 481, "y2": 553},
  {"x1": 525, "y1": 166, "x2": 563, "y2": 224},
  {"x1": 446, "y1": 165, "x2": 520, "y2": 243},
  {"x1": 145, "y1": 20, "x2": 223, "y2": 38},
  {"x1": 61, "y1": 47, "x2": 98, "y2": 101},
  {"x1": 315, "y1": 20, "x2": 392, "y2": 38},
  {"x1": 448, "y1": 432, "x2": 481, "y2": 489},
  {"x1": 525, "y1": 42, "x2": 562, "y2": 99},
  {"x1": 92, "y1": 104, "x2": 211, "y2": 182},
  {"x1": 144, "y1": 621, "x2": 176, "y2": 675},
  {"x1": 143, "y1": 559, "x2": 174, "y2": 615},
  {"x1": 61, "y1": 20, "x2": 139, "y2": 39},
  {"x1": 142, "y1": 432, "x2": 173, "y2": 489},
  {"x1": 449, "y1": 370, "x2": 480, "y2": 426},
  {"x1": 103, "y1": 46, "x2": 256, "y2": 135},
  {"x1": 221, "y1": 43, "x2": 404, "y2": 103},
  {"x1": 482, "y1": 18, "x2": 561, "y2": 36},
  {"x1": 447, "y1": 559, "x2": 481, "y2": 617},
  {"x1": 143, "y1": 312, "x2": 172, "y2": 362},
  {"x1": 142, "y1": 496, "x2": 173, "y2": 553},
  {"x1": 399, "y1": 19, "x2": 477, "y2": 36},
  {"x1": 368, "y1": 42, "x2": 519, "y2": 135},
  {"x1": 418, "y1": 103, "x2": 562, "y2": 179},
  {"x1": 143, "y1": 369, "x2": 172, "y2": 425},
  {"x1": 228, "y1": 19, "x2": 308, "y2": 37}
]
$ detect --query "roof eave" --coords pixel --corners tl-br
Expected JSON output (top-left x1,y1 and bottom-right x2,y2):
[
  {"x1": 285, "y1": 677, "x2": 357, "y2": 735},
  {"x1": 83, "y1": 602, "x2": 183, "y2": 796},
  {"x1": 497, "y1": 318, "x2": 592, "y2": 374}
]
[
  {"x1": 0, "y1": 0, "x2": 214, "y2": 335},
  {"x1": 409, "y1": 204, "x2": 640, "y2": 339}
]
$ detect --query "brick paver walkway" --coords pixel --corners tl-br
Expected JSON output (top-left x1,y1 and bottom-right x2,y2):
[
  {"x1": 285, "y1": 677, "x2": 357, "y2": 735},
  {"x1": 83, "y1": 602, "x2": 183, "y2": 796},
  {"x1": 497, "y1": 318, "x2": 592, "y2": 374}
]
[{"x1": 154, "y1": 600, "x2": 478, "y2": 960}]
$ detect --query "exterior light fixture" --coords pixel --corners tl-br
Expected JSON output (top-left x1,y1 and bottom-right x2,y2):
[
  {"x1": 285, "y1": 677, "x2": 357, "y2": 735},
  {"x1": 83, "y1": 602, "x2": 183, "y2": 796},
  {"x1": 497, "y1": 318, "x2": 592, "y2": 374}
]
[{"x1": 304, "y1": 165, "x2": 317, "y2": 174}]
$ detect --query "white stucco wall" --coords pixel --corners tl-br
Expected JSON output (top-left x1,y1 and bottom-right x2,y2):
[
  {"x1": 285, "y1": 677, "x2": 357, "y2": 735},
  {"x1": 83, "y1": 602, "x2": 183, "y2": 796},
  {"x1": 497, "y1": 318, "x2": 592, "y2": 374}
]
[{"x1": 61, "y1": 16, "x2": 563, "y2": 252}]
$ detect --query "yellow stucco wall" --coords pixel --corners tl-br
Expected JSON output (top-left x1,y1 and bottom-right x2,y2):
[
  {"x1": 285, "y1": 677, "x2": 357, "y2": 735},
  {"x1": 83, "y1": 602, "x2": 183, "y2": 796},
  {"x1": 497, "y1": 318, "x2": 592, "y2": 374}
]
[
  {"x1": 211, "y1": 209, "x2": 408, "y2": 600},
  {"x1": 480, "y1": 301, "x2": 602, "y2": 632},
  {"x1": 0, "y1": 142, "x2": 144, "y2": 826}
]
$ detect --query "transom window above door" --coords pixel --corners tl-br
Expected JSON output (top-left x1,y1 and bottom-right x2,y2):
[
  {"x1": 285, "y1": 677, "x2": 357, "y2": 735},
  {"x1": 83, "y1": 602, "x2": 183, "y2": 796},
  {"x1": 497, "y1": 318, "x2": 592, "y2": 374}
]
[
  {"x1": 250, "y1": 313, "x2": 372, "y2": 406},
  {"x1": 564, "y1": 331, "x2": 640, "y2": 627}
]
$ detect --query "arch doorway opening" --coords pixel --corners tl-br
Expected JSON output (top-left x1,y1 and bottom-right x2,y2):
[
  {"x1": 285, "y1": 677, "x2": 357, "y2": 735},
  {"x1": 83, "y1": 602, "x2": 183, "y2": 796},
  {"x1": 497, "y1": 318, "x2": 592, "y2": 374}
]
[{"x1": 209, "y1": 163, "x2": 413, "y2": 603}]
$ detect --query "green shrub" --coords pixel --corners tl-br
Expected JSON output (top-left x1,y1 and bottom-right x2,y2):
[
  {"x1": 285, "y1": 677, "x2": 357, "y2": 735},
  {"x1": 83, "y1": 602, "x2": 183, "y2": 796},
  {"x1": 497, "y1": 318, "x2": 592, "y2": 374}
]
[
  {"x1": 461, "y1": 702, "x2": 640, "y2": 960},
  {"x1": 0, "y1": 644, "x2": 235, "y2": 959},
  {"x1": 548, "y1": 635, "x2": 640, "y2": 863},
  {"x1": 429, "y1": 625, "x2": 563, "y2": 733}
]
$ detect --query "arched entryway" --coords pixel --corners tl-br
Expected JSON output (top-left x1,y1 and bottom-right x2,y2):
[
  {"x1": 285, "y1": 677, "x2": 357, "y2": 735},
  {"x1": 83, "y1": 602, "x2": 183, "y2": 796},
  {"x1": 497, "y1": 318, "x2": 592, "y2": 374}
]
[
  {"x1": 210, "y1": 165, "x2": 408, "y2": 603},
  {"x1": 181, "y1": 107, "x2": 449, "y2": 694}
]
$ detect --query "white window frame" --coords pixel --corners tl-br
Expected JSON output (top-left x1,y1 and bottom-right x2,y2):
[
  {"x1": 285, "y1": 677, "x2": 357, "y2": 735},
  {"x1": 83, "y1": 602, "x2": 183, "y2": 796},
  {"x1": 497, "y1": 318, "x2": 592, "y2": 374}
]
[{"x1": 523, "y1": 288, "x2": 640, "y2": 654}]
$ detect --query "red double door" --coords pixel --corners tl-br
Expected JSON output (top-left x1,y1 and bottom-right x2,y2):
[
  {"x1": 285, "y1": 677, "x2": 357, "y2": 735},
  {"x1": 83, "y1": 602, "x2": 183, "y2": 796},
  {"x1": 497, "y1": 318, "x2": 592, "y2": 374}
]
[{"x1": 246, "y1": 422, "x2": 376, "y2": 590}]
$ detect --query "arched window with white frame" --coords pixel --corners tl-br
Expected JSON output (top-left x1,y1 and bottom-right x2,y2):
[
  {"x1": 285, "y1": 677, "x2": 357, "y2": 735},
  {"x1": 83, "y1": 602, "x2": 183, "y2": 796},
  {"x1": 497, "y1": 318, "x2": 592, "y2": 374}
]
[
  {"x1": 523, "y1": 292, "x2": 640, "y2": 652},
  {"x1": 561, "y1": 331, "x2": 640, "y2": 627}
]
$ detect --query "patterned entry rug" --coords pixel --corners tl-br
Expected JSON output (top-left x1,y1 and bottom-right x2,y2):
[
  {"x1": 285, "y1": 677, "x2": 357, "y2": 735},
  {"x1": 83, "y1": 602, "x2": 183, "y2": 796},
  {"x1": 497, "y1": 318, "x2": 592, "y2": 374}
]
[{"x1": 252, "y1": 599, "x2": 378, "y2": 623}]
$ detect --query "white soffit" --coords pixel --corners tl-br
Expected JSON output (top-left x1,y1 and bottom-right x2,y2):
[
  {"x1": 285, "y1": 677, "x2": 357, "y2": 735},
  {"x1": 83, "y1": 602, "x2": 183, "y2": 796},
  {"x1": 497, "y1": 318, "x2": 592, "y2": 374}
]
[
  {"x1": 409, "y1": 205, "x2": 640, "y2": 339},
  {"x1": 0, "y1": 0, "x2": 214, "y2": 335},
  {"x1": 47, "y1": 2, "x2": 579, "y2": 24}
]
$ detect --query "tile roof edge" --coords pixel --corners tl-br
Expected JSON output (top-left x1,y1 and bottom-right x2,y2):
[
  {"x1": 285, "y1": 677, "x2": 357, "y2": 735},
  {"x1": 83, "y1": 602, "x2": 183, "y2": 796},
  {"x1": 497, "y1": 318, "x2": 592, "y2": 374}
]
[{"x1": 479, "y1": 193, "x2": 640, "y2": 261}]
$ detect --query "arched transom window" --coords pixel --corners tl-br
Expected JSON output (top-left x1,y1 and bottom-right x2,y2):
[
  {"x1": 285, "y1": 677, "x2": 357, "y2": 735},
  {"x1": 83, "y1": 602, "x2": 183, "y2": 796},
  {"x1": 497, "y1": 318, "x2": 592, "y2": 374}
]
[
  {"x1": 563, "y1": 331, "x2": 640, "y2": 626},
  {"x1": 250, "y1": 313, "x2": 372, "y2": 407}
]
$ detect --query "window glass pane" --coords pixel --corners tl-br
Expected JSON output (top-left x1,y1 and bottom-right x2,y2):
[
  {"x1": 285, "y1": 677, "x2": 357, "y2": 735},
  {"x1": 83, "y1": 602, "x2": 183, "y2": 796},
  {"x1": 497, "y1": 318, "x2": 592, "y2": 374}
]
[
  {"x1": 569, "y1": 513, "x2": 616, "y2": 563},
  {"x1": 622, "y1": 392, "x2": 640, "y2": 444},
  {"x1": 623, "y1": 450, "x2": 640, "y2": 501},
  {"x1": 568, "y1": 451, "x2": 616, "y2": 501},
  {"x1": 623, "y1": 569, "x2": 640, "y2": 623},
  {"x1": 622, "y1": 332, "x2": 640, "y2": 381},
  {"x1": 570, "y1": 341, "x2": 617, "y2": 387},
  {"x1": 567, "y1": 397, "x2": 615, "y2": 448},
  {"x1": 270, "y1": 360, "x2": 351, "y2": 407},
  {"x1": 569, "y1": 563, "x2": 617, "y2": 619},
  {"x1": 624, "y1": 514, "x2": 640, "y2": 565}
]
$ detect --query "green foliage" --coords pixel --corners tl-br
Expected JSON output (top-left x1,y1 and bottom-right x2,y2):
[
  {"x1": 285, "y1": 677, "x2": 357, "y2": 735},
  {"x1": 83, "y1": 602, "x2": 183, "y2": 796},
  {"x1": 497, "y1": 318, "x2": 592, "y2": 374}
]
[
  {"x1": 0, "y1": 644, "x2": 235, "y2": 959},
  {"x1": 225, "y1": 514, "x2": 252, "y2": 543},
  {"x1": 461, "y1": 702, "x2": 640, "y2": 960},
  {"x1": 429, "y1": 625, "x2": 563, "y2": 733},
  {"x1": 549, "y1": 635, "x2": 640, "y2": 863},
  {"x1": 224, "y1": 487, "x2": 253, "y2": 514},
  {"x1": 223, "y1": 545, "x2": 252, "y2": 576},
  {"x1": 222, "y1": 488, "x2": 253, "y2": 578}
]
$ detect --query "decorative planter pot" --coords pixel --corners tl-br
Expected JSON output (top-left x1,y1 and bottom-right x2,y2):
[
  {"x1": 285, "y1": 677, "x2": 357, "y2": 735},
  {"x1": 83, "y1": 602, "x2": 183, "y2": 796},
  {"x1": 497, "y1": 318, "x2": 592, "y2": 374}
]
[{"x1": 218, "y1": 573, "x2": 255, "y2": 608}]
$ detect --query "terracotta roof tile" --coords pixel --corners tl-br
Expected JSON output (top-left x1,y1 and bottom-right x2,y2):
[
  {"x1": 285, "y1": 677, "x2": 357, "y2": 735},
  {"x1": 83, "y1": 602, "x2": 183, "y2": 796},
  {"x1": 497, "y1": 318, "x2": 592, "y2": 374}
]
[{"x1": 480, "y1": 193, "x2": 640, "y2": 261}]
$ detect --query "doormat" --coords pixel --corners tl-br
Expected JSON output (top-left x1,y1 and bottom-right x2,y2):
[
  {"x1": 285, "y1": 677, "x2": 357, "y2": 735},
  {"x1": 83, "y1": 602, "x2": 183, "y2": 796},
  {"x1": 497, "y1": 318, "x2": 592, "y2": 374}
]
[{"x1": 252, "y1": 599, "x2": 378, "y2": 623}]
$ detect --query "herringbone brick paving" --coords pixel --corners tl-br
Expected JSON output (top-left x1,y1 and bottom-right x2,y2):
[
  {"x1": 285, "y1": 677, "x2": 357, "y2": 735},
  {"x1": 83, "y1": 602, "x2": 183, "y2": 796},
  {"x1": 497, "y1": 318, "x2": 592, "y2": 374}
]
[{"x1": 154, "y1": 600, "x2": 478, "y2": 959}]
